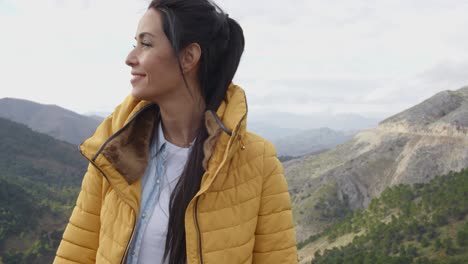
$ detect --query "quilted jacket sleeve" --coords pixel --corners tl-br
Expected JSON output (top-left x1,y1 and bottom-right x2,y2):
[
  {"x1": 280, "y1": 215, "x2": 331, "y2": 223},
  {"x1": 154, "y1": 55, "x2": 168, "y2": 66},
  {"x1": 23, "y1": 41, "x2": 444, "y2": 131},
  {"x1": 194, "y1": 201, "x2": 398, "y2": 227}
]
[
  {"x1": 253, "y1": 140, "x2": 298, "y2": 263},
  {"x1": 54, "y1": 163, "x2": 103, "y2": 264}
]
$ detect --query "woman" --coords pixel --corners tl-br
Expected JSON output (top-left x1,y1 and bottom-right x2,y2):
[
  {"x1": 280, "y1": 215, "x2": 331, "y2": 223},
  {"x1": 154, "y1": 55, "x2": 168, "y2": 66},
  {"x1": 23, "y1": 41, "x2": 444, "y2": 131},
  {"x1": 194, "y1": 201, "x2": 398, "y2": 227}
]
[{"x1": 54, "y1": 0, "x2": 297, "y2": 263}]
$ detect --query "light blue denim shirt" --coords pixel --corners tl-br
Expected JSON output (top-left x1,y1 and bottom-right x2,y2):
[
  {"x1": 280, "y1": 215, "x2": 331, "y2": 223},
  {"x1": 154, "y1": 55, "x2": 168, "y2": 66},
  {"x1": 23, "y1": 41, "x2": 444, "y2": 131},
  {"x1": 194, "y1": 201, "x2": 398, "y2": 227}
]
[{"x1": 126, "y1": 121, "x2": 167, "y2": 264}]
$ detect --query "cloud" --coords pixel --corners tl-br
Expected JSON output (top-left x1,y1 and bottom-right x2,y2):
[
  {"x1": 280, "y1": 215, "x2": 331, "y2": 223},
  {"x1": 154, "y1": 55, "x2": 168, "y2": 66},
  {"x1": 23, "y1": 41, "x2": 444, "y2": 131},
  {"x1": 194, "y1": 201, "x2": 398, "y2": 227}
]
[
  {"x1": 360, "y1": 59, "x2": 468, "y2": 108},
  {"x1": 1, "y1": 0, "x2": 468, "y2": 119},
  {"x1": 0, "y1": 0, "x2": 147, "y2": 112},
  {"x1": 419, "y1": 60, "x2": 468, "y2": 86},
  {"x1": 227, "y1": 0, "x2": 468, "y2": 118}
]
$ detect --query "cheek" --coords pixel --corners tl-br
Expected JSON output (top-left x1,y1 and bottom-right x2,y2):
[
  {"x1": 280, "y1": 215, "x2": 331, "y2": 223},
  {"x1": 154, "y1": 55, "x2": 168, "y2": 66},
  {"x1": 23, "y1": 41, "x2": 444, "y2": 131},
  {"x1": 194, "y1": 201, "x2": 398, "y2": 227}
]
[
  {"x1": 147, "y1": 55, "x2": 181, "y2": 83},
  {"x1": 142, "y1": 51, "x2": 169, "y2": 72}
]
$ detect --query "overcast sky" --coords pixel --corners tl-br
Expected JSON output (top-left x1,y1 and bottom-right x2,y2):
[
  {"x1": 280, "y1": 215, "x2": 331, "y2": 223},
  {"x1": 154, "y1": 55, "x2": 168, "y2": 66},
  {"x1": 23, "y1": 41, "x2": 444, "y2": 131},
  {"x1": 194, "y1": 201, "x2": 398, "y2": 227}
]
[{"x1": 1, "y1": 0, "x2": 467, "y2": 119}]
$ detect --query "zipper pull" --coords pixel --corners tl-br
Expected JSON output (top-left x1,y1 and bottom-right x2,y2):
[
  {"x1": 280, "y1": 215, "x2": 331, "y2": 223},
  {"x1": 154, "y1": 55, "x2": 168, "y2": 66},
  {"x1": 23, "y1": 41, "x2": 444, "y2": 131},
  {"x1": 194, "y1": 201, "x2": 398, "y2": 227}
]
[{"x1": 238, "y1": 134, "x2": 246, "y2": 150}]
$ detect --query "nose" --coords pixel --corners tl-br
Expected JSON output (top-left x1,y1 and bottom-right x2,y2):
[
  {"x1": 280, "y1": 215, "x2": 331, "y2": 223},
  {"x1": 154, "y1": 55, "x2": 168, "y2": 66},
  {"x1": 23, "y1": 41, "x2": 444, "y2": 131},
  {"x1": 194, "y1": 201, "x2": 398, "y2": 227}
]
[{"x1": 125, "y1": 48, "x2": 138, "y2": 67}]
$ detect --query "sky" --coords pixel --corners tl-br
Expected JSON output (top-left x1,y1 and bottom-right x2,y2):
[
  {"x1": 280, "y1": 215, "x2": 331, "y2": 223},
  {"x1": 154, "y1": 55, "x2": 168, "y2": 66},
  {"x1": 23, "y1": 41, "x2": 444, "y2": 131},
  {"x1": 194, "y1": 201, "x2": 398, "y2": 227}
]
[{"x1": 1, "y1": 0, "x2": 467, "y2": 119}]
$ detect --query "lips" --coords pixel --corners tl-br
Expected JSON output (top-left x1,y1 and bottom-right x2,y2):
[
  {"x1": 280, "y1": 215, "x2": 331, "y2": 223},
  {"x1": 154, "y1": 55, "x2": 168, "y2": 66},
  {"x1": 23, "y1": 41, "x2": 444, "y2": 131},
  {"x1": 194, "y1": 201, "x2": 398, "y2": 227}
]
[{"x1": 130, "y1": 71, "x2": 146, "y2": 84}]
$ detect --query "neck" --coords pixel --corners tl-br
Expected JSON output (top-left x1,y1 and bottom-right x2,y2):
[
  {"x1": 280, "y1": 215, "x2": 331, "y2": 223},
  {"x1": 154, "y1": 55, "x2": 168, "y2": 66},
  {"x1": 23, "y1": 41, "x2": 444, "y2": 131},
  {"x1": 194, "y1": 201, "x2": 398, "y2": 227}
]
[{"x1": 158, "y1": 90, "x2": 205, "y2": 148}]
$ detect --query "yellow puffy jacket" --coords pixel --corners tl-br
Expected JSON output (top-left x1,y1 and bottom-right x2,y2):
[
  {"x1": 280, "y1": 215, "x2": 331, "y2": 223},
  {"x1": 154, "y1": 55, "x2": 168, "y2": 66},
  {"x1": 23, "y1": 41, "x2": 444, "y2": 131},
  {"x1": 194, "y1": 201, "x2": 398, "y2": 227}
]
[{"x1": 54, "y1": 83, "x2": 298, "y2": 264}]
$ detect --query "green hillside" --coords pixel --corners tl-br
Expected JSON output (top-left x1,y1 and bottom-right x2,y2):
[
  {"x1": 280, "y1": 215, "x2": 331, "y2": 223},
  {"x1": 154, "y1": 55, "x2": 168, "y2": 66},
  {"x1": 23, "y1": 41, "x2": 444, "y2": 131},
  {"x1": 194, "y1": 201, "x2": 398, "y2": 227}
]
[
  {"x1": 301, "y1": 168, "x2": 468, "y2": 264},
  {"x1": 0, "y1": 117, "x2": 85, "y2": 263}
]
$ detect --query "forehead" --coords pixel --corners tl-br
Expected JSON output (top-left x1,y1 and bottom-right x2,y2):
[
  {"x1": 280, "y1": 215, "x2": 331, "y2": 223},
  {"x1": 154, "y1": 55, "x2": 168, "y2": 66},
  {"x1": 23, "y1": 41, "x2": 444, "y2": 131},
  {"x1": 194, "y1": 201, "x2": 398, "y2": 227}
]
[{"x1": 136, "y1": 8, "x2": 163, "y2": 37}]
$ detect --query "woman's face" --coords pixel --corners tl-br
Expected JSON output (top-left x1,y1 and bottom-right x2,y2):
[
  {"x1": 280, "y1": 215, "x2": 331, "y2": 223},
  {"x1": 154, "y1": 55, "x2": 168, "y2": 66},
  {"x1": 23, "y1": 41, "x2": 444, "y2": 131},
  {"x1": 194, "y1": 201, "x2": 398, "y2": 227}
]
[{"x1": 125, "y1": 8, "x2": 183, "y2": 102}]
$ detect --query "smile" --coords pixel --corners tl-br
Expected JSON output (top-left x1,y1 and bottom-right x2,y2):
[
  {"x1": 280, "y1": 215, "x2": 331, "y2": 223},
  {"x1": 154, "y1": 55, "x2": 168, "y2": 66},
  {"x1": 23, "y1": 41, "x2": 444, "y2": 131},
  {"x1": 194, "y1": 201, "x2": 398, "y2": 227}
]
[{"x1": 131, "y1": 74, "x2": 146, "y2": 84}]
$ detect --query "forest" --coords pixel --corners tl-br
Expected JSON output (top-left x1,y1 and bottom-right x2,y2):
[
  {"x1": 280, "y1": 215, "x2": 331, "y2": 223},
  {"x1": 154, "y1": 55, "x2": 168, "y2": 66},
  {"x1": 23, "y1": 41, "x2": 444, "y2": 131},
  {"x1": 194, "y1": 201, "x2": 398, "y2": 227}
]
[
  {"x1": 309, "y1": 168, "x2": 468, "y2": 264},
  {"x1": 0, "y1": 118, "x2": 84, "y2": 263}
]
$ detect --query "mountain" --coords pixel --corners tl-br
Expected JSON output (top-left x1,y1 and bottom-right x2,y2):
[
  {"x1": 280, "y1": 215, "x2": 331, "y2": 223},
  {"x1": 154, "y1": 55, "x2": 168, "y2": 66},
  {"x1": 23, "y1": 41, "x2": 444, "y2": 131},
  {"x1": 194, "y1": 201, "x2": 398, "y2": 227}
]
[
  {"x1": 248, "y1": 114, "x2": 365, "y2": 157},
  {"x1": 87, "y1": 115, "x2": 106, "y2": 122},
  {"x1": 84, "y1": 111, "x2": 111, "y2": 122},
  {"x1": 0, "y1": 117, "x2": 85, "y2": 263},
  {"x1": 287, "y1": 86, "x2": 468, "y2": 242},
  {"x1": 378, "y1": 86, "x2": 468, "y2": 137},
  {"x1": 272, "y1": 128, "x2": 357, "y2": 157},
  {"x1": 248, "y1": 111, "x2": 381, "y2": 132},
  {"x1": 247, "y1": 122, "x2": 304, "y2": 142},
  {"x1": 300, "y1": 168, "x2": 468, "y2": 263},
  {"x1": 0, "y1": 98, "x2": 101, "y2": 145}
]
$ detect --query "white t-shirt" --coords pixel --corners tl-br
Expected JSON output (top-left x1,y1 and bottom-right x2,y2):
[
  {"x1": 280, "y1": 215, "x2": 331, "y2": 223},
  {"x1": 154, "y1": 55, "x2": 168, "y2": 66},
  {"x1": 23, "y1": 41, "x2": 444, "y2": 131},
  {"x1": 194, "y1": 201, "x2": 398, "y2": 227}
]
[{"x1": 138, "y1": 123, "x2": 192, "y2": 264}]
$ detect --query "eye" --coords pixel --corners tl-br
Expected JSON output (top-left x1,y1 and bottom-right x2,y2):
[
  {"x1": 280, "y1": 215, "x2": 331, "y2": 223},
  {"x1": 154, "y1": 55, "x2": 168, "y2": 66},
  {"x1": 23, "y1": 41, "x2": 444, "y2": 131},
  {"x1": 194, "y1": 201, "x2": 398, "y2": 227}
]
[
  {"x1": 132, "y1": 40, "x2": 152, "y2": 49},
  {"x1": 141, "y1": 41, "x2": 152, "y2": 47}
]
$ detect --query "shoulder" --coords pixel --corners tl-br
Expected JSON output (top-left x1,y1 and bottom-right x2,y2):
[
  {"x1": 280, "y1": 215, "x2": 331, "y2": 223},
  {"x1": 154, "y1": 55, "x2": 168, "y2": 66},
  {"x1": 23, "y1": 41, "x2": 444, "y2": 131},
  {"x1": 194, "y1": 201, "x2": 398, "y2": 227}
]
[
  {"x1": 241, "y1": 132, "x2": 288, "y2": 194},
  {"x1": 240, "y1": 131, "x2": 281, "y2": 176},
  {"x1": 243, "y1": 131, "x2": 278, "y2": 158}
]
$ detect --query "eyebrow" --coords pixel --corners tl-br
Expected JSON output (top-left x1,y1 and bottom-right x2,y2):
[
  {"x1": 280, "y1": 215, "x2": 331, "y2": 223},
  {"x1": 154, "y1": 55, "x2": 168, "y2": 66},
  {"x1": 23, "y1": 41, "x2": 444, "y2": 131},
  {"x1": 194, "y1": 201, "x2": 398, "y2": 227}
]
[{"x1": 134, "y1": 32, "x2": 156, "y2": 40}]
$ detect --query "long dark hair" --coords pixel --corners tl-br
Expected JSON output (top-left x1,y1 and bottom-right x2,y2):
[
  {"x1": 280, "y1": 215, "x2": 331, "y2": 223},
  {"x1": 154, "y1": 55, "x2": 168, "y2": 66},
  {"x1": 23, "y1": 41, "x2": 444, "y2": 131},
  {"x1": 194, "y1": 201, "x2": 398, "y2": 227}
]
[{"x1": 147, "y1": 0, "x2": 245, "y2": 263}]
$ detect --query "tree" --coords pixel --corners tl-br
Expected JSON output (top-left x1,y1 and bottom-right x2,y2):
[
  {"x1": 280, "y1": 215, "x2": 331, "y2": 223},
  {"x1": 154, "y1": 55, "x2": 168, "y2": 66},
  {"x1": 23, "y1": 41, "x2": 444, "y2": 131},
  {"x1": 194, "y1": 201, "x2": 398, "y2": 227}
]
[
  {"x1": 434, "y1": 238, "x2": 442, "y2": 251},
  {"x1": 456, "y1": 229, "x2": 468, "y2": 247},
  {"x1": 443, "y1": 238, "x2": 455, "y2": 255}
]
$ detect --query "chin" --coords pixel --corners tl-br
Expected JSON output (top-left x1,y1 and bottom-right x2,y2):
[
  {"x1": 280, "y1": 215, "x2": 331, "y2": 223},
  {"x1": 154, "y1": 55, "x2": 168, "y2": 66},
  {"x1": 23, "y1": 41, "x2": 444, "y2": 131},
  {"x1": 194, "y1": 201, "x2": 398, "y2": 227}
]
[
  {"x1": 130, "y1": 86, "x2": 147, "y2": 100},
  {"x1": 131, "y1": 87, "x2": 161, "y2": 103}
]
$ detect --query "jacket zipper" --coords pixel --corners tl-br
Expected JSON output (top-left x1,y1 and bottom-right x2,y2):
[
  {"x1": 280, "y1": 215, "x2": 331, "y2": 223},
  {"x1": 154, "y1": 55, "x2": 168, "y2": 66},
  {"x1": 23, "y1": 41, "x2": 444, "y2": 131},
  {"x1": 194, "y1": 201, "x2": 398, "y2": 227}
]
[
  {"x1": 77, "y1": 103, "x2": 156, "y2": 263},
  {"x1": 121, "y1": 214, "x2": 136, "y2": 264},
  {"x1": 193, "y1": 196, "x2": 204, "y2": 264},
  {"x1": 79, "y1": 148, "x2": 138, "y2": 264},
  {"x1": 192, "y1": 111, "x2": 248, "y2": 264}
]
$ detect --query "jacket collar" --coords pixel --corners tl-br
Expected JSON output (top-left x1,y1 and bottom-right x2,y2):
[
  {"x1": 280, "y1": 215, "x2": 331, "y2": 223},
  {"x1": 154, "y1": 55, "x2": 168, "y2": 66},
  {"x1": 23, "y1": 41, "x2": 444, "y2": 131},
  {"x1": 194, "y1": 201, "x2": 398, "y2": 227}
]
[
  {"x1": 151, "y1": 119, "x2": 169, "y2": 159},
  {"x1": 79, "y1": 83, "x2": 248, "y2": 192}
]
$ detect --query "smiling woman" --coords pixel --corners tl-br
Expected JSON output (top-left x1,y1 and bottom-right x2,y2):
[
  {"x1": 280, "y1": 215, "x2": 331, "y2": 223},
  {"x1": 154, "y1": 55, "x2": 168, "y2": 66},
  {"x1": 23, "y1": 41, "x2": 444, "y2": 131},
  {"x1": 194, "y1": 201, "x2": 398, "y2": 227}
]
[{"x1": 53, "y1": 0, "x2": 298, "y2": 264}]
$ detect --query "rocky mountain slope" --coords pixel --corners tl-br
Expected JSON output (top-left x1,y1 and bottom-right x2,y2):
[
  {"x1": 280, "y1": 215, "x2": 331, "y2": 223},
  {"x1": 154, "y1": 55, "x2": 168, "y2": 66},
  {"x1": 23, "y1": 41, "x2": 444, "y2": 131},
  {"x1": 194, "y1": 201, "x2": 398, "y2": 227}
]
[
  {"x1": 287, "y1": 86, "x2": 468, "y2": 242},
  {"x1": 0, "y1": 98, "x2": 101, "y2": 145}
]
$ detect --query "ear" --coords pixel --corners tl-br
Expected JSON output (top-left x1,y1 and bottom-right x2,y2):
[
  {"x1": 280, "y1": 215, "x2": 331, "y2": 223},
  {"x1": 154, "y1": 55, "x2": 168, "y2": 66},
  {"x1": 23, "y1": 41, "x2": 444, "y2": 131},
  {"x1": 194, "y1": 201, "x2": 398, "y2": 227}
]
[{"x1": 180, "y1": 43, "x2": 201, "y2": 73}]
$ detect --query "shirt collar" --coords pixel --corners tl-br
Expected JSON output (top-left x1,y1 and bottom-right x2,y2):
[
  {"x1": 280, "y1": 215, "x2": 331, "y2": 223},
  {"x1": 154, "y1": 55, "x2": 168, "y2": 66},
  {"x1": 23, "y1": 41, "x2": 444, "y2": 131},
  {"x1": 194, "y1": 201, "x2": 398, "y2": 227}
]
[{"x1": 150, "y1": 120, "x2": 167, "y2": 158}]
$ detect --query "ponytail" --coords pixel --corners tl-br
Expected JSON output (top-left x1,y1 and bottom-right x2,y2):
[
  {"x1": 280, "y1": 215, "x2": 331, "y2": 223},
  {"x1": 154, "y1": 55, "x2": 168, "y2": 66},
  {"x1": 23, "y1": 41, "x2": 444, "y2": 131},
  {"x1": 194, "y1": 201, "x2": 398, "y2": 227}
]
[{"x1": 206, "y1": 17, "x2": 245, "y2": 111}]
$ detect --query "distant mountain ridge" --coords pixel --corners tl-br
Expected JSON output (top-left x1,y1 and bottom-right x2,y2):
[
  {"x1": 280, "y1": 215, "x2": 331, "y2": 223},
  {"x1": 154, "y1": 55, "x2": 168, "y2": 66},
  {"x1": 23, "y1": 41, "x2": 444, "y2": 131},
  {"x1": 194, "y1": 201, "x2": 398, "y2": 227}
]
[
  {"x1": 247, "y1": 109, "x2": 380, "y2": 157},
  {"x1": 287, "y1": 85, "x2": 468, "y2": 242},
  {"x1": 0, "y1": 97, "x2": 101, "y2": 145},
  {"x1": 0, "y1": 97, "x2": 375, "y2": 158},
  {"x1": 249, "y1": 111, "x2": 380, "y2": 132},
  {"x1": 273, "y1": 127, "x2": 356, "y2": 157}
]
